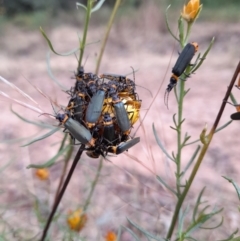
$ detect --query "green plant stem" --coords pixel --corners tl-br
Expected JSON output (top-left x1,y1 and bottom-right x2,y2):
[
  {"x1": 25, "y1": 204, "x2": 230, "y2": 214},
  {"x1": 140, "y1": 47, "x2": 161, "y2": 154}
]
[
  {"x1": 83, "y1": 157, "x2": 103, "y2": 212},
  {"x1": 184, "y1": 22, "x2": 192, "y2": 45},
  {"x1": 166, "y1": 61, "x2": 240, "y2": 240},
  {"x1": 78, "y1": 0, "x2": 93, "y2": 69},
  {"x1": 95, "y1": 0, "x2": 122, "y2": 74},
  {"x1": 176, "y1": 79, "x2": 185, "y2": 196}
]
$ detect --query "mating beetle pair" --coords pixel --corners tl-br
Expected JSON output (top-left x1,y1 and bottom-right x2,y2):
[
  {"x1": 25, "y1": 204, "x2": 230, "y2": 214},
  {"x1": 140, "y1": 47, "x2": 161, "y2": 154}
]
[{"x1": 55, "y1": 68, "x2": 141, "y2": 158}]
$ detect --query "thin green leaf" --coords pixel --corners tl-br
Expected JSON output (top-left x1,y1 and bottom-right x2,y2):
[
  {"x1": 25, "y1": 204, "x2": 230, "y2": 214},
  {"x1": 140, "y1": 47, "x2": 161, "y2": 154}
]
[
  {"x1": 58, "y1": 133, "x2": 68, "y2": 152},
  {"x1": 187, "y1": 208, "x2": 223, "y2": 236},
  {"x1": 179, "y1": 118, "x2": 185, "y2": 126},
  {"x1": 76, "y1": 2, "x2": 87, "y2": 10},
  {"x1": 152, "y1": 123, "x2": 175, "y2": 162},
  {"x1": 0, "y1": 136, "x2": 35, "y2": 144},
  {"x1": 0, "y1": 158, "x2": 15, "y2": 173},
  {"x1": 127, "y1": 218, "x2": 164, "y2": 241},
  {"x1": 156, "y1": 175, "x2": 177, "y2": 196},
  {"x1": 40, "y1": 27, "x2": 79, "y2": 56},
  {"x1": 170, "y1": 126, "x2": 177, "y2": 131},
  {"x1": 229, "y1": 237, "x2": 240, "y2": 241},
  {"x1": 46, "y1": 52, "x2": 68, "y2": 90},
  {"x1": 117, "y1": 226, "x2": 122, "y2": 241},
  {"x1": 172, "y1": 151, "x2": 176, "y2": 160},
  {"x1": 178, "y1": 17, "x2": 184, "y2": 44},
  {"x1": 27, "y1": 145, "x2": 70, "y2": 169},
  {"x1": 91, "y1": 0, "x2": 105, "y2": 13},
  {"x1": 178, "y1": 207, "x2": 189, "y2": 237},
  {"x1": 184, "y1": 88, "x2": 190, "y2": 97},
  {"x1": 85, "y1": 39, "x2": 101, "y2": 46},
  {"x1": 11, "y1": 106, "x2": 53, "y2": 129},
  {"x1": 185, "y1": 237, "x2": 198, "y2": 241},
  {"x1": 223, "y1": 176, "x2": 240, "y2": 200},
  {"x1": 121, "y1": 226, "x2": 141, "y2": 241},
  {"x1": 173, "y1": 113, "x2": 177, "y2": 128},
  {"x1": 230, "y1": 93, "x2": 238, "y2": 106},
  {"x1": 184, "y1": 139, "x2": 200, "y2": 146},
  {"x1": 200, "y1": 216, "x2": 223, "y2": 229},
  {"x1": 215, "y1": 120, "x2": 232, "y2": 133},
  {"x1": 183, "y1": 145, "x2": 200, "y2": 175},
  {"x1": 192, "y1": 187, "x2": 206, "y2": 222},
  {"x1": 191, "y1": 37, "x2": 215, "y2": 73},
  {"x1": 217, "y1": 229, "x2": 239, "y2": 241},
  {"x1": 165, "y1": 5, "x2": 179, "y2": 42},
  {"x1": 33, "y1": 198, "x2": 44, "y2": 223},
  {"x1": 174, "y1": 85, "x2": 179, "y2": 103},
  {"x1": 21, "y1": 127, "x2": 60, "y2": 147},
  {"x1": 191, "y1": 52, "x2": 201, "y2": 68},
  {"x1": 182, "y1": 135, "x2": 191, "y2": 147},
  {"x1": 198, "y1": 204, "x2": 211, "y2": 216}
]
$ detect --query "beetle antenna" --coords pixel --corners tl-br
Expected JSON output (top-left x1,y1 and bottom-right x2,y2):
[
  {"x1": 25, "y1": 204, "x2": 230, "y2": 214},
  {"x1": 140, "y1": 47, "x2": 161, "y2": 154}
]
[
  {"x1": 135, "y1": 84, "x2": 153, "y2": 97},
  {"x1": 50, "y1": 101, "x2": 58, "y2": 116},
  {"x1": 164, "y1": 90, "x2": 170, "y2": 110},
  {"x1": 83, "y1": 55, "x2": 89, "y2": 68},
  {"x1": 74, "y1": 53, "x2": 79, "y2": 63},
  {"x1": 130, "y1": 66, "x2": 135, "y2": 83}
]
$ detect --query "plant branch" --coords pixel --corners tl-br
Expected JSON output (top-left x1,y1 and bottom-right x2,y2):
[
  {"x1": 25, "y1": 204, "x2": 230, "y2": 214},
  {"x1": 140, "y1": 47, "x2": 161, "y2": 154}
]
[
  {"x1": 78, "y1": 0, "x2": 93, "y2": 69},
  {"x1": 53, "y1": 137, "x2": 73, "y2": 207},
  {"x1": 95, "y1": 0, "x2": 122, "y2": 74},
  {"x1": 166, "y1": 60, "x2": 240, "y2": 240},
  {"x1": 40, "y1": 144, "x2": 85, "y2": 241}
]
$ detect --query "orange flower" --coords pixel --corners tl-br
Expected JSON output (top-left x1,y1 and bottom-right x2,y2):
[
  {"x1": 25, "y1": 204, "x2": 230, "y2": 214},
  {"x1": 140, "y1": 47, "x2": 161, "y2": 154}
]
[
  {"x1": 67, "y1": 209, "x2": 87, "y2": 232},
  {"x1": 35, "y1": 168, "x2": 49, "y2": 180},
  {"x1": 105, "y1": 231, "x2": 117, "y2": 241},
  {"x1": 181, "y1": 0, "x2": 201, "y2": 22},
  {"x1": 236, "y1": 106, "x2": 240, "y2": 112}
]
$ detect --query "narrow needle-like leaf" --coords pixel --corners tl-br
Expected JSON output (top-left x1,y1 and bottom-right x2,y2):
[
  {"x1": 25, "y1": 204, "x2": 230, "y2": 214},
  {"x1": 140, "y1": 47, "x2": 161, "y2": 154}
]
[
  {"x1": 153, "y1": 123, "x2": 175, "y2": 162},
  {"x1": 156, "y1": 175, "x2": 178, "y2": 196}
]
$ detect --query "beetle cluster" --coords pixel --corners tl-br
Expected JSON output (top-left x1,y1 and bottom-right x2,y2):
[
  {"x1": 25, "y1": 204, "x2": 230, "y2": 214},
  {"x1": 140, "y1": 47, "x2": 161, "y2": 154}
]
[{"x1": 55, "y1": 67, "x2": 141, "y2": 158}]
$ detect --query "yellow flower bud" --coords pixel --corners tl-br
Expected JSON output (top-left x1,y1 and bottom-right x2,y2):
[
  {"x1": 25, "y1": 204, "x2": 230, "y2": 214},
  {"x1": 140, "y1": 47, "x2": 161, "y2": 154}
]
[
  {"x1": 181, "y1": 0, "x2": 201, "y2": 22},
  {"x1": 105, "y1": 231, "x2": 117, "y2": 241},
  {"x1": 35, "y1": 168, "x2": 49, "y2": 180},
  {"x1": 67, "y1": 209, "x2": 87, "y2": 232}
]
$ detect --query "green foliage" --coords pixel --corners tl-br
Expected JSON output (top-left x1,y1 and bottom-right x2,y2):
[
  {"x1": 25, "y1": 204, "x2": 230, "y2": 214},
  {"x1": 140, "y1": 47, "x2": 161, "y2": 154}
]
[
  {"x1": 3, "y1": 0, "x2": 142, "y2": 17},
  {"x1": 223, "y1": 177, "x2": 240, "y2": 201},
  {"x1": 3, "y1": 0, "x2": 76, "y2": 16},
  {"x1": 200, "y1": 0, "x2": 240, "y2": 7}
]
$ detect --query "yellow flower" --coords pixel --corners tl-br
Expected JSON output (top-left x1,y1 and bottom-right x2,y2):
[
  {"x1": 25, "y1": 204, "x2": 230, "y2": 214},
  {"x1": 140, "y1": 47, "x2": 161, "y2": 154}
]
[
  {"x1": 35, "y1": 168, "x2": 49, "y2": 180},
  {"x1": 181, "y1": 0, "x2": 201, "y2": 22},
  {"x1": 105, "y1": 231, "x2": 117, "y2": 241},
  {"x1": 67, "y1": 209, "x2": 87, "y2": 232}
]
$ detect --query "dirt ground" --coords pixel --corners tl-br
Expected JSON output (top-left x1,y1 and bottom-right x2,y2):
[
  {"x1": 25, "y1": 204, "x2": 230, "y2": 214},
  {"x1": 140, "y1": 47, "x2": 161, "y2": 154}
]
[{"x1": 0, "y1": 10, "x2": 240, "y2": 240}]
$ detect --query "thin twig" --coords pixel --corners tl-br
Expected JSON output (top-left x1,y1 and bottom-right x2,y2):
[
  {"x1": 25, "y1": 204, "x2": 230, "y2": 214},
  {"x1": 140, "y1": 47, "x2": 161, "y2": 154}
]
[
  {"x1": 53, "y1": 138, "x2": 73, "y2": 207},
  {"x1": 95, "y1": 0, "x2": 122, "y2": 74},
  {"x1": 40, "y1": 145, "x2": 85, "y2": 241}
]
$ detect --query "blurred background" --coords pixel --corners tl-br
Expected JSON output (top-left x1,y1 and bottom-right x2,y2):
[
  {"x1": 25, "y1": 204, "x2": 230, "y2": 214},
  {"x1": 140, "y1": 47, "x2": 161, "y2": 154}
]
[{"x1": 0, "y1": 0, "x2": 240, "y2": 240}]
